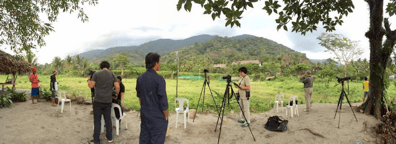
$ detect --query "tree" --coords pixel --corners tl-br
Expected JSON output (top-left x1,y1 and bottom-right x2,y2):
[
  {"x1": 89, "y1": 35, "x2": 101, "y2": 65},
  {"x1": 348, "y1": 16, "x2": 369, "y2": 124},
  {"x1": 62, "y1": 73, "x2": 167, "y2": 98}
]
[
  {"x1": 0, "y1": 0, "x2": 98, "y2": 53},
  {"x1": 79, "y1": 59, "x2": 91, "y2": 77},
  {"x1": 113, "y1": 54, "x2": 129, "y2": 76},
  {"x1": 25, "y1": 51, "x2": 38, "y2": 67},
  {"x1": 289, "y1": 63, "x2": 311, "y2": 75},
  {"x1": 52, "y1": 56, "x2": 63, "y2": 72},
  {"x1": 65, "y1": 55, "x2": 73, "y2": 65},
  {"x1": 178, "y1": 0, "x2": 396, "y2": 119},
  {"x1": 317, "y1": 33, "x2": 363, "y2": 70}
]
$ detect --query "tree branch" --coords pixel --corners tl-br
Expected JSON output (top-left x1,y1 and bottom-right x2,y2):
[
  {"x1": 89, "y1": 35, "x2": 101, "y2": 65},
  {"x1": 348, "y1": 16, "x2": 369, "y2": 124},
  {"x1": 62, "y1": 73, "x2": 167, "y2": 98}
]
[{"x1": 384, "y1": 18, "x2": 396, "y2": 41}]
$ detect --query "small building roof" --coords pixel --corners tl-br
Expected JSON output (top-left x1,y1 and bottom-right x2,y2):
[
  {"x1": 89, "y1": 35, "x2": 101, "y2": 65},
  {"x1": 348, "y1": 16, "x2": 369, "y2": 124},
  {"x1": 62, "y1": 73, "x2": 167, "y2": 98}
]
[
  {"x1": 213, "y1": 64, "x2": 227, "y2": 68},
  {"x1": 0, "y1": 50, "x2": 32, "y2": 75},
  {"x1": 232, "y1": 60, "x2": 261, "y2": 66}
]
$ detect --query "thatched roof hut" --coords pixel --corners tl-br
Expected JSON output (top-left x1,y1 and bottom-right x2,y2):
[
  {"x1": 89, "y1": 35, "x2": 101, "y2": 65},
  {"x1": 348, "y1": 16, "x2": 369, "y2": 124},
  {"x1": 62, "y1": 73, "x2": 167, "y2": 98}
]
[{"x1": 0, "y1": 50, "x2": 32, "y2": 75}]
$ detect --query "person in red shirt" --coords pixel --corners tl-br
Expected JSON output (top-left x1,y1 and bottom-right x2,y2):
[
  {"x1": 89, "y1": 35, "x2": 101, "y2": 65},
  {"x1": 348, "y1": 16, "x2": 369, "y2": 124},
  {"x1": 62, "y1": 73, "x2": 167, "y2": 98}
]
[{"x1": 30, "y1": 67, "x2": 40, "y2": 104}]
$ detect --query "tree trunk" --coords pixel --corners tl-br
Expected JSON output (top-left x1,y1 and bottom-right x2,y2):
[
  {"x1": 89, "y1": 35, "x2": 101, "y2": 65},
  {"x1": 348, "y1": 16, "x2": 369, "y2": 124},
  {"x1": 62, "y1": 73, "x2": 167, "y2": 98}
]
[
  {"x1": 361, "y1": 0, "x2": 387, "y2": 119},
  {"x1": 120, "y1": 62, "x2": 124, "y2": 76},
  {"x1": 12, "y1": 73, "x2": 16, "y2": 90}
]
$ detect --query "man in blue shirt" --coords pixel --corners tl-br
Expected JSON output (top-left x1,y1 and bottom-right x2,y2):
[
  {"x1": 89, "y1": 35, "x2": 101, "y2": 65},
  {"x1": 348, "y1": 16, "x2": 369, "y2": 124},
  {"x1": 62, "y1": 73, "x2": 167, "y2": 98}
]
[{"x1": 136, "y1": 52, "x2": 169, "y2": 144}]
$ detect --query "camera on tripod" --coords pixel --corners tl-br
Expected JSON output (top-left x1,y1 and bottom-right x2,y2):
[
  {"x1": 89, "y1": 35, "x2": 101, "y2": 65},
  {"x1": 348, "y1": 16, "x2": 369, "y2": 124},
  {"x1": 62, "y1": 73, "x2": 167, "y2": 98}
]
[
  {"x1": 222, "y1": 75, "x2": 231, "y2": 80},
  {"x1": 336, "y1": 76, "x2": 351, "y2": 83}
]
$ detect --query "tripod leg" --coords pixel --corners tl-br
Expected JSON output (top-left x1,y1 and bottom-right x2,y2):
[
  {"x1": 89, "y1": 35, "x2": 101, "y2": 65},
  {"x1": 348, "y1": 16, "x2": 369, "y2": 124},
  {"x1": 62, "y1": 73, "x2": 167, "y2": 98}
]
[
  {"x1": 334, "y1": 91, "x2": 343, "y2": 119},
  {"x1": 338, "y1": 92, "x2": 344, "y2": 128},
  {"x1": 193, "y1": 81, "x2": 206, "y2": 122},
  {"x1": 202, "y1": 81, "x2": 206, "y2": 113},
  {"x1": 217, "y1": 95, "x2": 227, "y2": 144},
  {"x1": 207, "y1": 83, "x2": 220, "y2": 114},
  {"x1": 215, "y1": 86, "x2": 228, "y2": 132},
  {"x1": 344, "y1": 91, "x2": 358, "y2": 122},
  {"x1": 236, "y1": 98, "x2": 256, "y2": 141}
]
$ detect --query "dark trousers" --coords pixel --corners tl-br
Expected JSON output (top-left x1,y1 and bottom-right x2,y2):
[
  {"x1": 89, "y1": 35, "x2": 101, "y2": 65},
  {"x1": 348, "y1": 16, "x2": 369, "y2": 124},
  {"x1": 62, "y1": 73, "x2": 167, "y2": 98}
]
[
  {"x1": 93, "y1": 101, "x2": 112, "y2": 143},
  {"x1": 140, "y1": 116, "x2": 168, "y2": 144}
]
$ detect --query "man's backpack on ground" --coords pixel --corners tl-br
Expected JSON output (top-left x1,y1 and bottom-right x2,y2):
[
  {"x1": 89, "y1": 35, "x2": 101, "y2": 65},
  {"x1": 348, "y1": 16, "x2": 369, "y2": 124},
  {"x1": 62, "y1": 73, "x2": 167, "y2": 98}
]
[{"x1": 264, "y1": 116, "x2": 288, "y2": 132}]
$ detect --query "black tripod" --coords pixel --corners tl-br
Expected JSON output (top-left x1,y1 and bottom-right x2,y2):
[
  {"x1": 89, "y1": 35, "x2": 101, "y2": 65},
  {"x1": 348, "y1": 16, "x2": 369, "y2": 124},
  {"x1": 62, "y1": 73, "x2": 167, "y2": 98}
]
[
  {"x1": 193, "y1": 70, "x2": 219, "y2": 122},
  {"x1": 214, "y1": 76, "x2": 256, "y2": 144},
  {"x1": 334, "y1": 77, "x2": 358, "y2": 128}
]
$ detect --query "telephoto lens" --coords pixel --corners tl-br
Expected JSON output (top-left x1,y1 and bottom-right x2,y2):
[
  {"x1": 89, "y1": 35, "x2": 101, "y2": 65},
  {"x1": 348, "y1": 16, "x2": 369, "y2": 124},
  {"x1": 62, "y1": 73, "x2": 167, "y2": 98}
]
[{"x1": 222, "y1": 75, "x2": 231, "y2": 80}]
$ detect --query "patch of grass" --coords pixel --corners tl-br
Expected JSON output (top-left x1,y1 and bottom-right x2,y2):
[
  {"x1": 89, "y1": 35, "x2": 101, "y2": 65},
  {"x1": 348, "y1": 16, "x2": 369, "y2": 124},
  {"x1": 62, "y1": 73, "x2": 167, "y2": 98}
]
[{"x1": 2, "y1": 74, "x2": 396, "y2": 113}]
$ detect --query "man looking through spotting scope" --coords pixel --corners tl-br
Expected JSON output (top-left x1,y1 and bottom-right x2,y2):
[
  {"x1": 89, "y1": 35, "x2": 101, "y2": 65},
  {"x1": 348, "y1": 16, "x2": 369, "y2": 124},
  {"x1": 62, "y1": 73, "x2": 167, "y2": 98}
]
[
  {"x1": 300, "y1": 71, "x2": 313, "y2": 112},
  {"x1": 235, "y1": 67, "x2": 251, "y2": 127},
  {"x1": 136, "y1": 52, "x2": 169, "y2": 144}
]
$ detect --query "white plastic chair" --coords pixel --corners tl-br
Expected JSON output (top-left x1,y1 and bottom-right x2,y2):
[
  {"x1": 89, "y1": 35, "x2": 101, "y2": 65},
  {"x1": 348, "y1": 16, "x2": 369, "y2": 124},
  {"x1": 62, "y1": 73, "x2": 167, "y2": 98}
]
[
  {"x1": 56, "y1": 91, "x2": 71, "y2": 113},
  {"x1": 286, "y1": 95, "x2": 299, "y2": 117},
  {"x1": 111, "y1": 103, "x2": 128, "y2": 135},
  {"x1": 175, "y1": 97, "x2": 190, "y2": 129},
  {"x1": 274, "y1": 94, "x2": 284, "y2": 112}
]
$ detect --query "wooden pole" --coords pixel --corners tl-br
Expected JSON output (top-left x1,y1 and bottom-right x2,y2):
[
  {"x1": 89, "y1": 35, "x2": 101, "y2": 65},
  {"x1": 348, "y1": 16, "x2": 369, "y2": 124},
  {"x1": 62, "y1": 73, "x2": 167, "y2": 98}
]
[{"x1": 176, "y1": 51, "x2": 179, "y2": 98}]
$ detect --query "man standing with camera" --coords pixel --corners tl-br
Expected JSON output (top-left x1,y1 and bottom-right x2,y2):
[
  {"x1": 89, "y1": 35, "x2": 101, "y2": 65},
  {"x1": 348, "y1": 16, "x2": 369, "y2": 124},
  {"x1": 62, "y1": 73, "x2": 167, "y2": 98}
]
[
  {"x1": 136, "y1": 52, "x2": 169, "y2": 144},
  {"x1": 300, "y1": 71, "x2": 313, "y2": 112},
  {"x1": 236, "y1": 67, "x2": 251, "y2": 128},
  {"x1": 88, "y1": 61, "x2": 120, "y2": 144}
]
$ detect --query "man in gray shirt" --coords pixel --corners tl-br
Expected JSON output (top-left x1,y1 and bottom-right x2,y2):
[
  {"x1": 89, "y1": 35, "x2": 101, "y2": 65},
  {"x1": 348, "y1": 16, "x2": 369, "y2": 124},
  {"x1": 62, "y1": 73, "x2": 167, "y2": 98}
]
[
  {"x1": 88, "y1": 61, "x2": 120, "y2": 144},
  {"x1": 300, "y1": 71, "x2": 313, "y2": 112}
]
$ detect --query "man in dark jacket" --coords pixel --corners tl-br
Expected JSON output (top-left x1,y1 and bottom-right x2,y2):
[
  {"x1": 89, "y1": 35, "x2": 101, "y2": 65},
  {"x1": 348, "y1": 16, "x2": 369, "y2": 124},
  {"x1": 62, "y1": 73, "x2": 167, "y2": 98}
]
[
  {"x1": 136, "y1": 52, "x2": 169, "y2": 144},
  {"x1": 50, "y1": 71, "x2": 58, "y2": 106}
]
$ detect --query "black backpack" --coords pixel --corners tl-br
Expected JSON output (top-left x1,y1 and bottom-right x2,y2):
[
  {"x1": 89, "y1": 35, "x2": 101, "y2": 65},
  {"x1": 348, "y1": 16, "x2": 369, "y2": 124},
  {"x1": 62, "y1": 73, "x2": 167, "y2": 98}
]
[{"x1": 264, "y1": 116, "x2": 288, "y2": 132}]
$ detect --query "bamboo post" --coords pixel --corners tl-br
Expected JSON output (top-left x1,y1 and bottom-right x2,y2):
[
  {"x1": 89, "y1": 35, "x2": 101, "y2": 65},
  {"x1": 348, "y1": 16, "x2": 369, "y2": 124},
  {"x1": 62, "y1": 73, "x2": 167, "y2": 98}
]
[{"x1": 176, "y1": 51, "x2": 179, "y2": 98}]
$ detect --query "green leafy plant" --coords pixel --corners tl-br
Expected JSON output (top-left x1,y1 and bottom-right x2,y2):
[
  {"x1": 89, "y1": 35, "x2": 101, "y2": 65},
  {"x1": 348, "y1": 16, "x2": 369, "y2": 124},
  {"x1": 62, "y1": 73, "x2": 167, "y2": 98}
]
[
  {"x1": 40, "y1": 88, "x2": 52, "y2": 102},
  {"x1": 6, "y1": 87, "x2": 27, "y2": 102},
  {"x1": 0, "y1": 93, "x2": 13, "y2": 108}
]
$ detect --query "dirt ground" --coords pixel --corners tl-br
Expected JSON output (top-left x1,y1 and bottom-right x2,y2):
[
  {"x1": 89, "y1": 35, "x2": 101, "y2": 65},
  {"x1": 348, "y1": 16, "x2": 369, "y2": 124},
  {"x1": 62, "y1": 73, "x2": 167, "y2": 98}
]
[{"x1": 0, "y1": 91, "x2": 380, "y2": 144}]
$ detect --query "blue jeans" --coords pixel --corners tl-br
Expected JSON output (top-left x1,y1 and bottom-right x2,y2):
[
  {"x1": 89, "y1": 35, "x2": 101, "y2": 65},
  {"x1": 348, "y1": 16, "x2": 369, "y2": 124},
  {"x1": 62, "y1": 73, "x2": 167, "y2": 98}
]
[
  {"x1": 364, "y1": 92, "x2": 369, "y2": 98},
  {"x1": 93, "y1": 101, "x2": 112, "y2": 144},
  {"x1": 51, "y1": 91, "x2": 56, "y2": 98}
]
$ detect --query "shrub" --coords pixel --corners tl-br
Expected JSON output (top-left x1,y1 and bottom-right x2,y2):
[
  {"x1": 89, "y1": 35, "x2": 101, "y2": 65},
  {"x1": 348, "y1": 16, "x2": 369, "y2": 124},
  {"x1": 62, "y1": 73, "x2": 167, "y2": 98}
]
[
  {"x1": 0, "y1": 93, "x2": 13, "y2": 108},
  {"x1": 6, "y1": 88, "x2": 27, "y2": 102},
  {"x1": 40, "y1": 88, "x2": 52, "y2": 102}
]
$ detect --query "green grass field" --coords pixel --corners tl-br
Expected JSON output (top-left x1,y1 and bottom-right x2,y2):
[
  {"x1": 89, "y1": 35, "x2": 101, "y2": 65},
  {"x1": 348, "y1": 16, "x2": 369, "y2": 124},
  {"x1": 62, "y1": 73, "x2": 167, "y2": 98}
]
[{"x1": 2, "y1": 74, "x2": 396, "y2": 113}]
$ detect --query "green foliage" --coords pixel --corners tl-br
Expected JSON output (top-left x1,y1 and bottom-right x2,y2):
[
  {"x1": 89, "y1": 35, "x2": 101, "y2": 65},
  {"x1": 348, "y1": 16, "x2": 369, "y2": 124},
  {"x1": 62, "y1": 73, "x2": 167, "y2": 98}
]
[
  {"x1": 0, "y1": 93, "x2": 13, "y2": 108},
  {"x1": 40, "y1": 87, "x2": 52, "y2": 102},
  {"x1": 25, "y1": 51, "x2": 38, "y2": 67},
  {"x1": 177, "y1": 0, "x2": 354, "y2": 35},
  {"x1": 161, "y1": 36, "x2": 309, "y2": 74},
  {"x1": 0, "y1": 0, "x2": 98, "y2": 53},
  {"x1": 3, "y1": 74, "x2": 384, "y2": 113},
  {"x1": 6, "y1": 87, "x2": 27, "y2": 102},
  {"x1": 113, "y1": 54, "x2": 129, "y2": 64},
  {"x1": 289, "y1": 63, "x2": 311, "y2": 74}
]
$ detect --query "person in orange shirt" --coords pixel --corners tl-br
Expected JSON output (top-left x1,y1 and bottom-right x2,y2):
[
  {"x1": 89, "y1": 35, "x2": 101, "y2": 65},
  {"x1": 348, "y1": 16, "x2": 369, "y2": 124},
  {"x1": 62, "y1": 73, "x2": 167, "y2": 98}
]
[
  {"x1": 30, "y1": 67, "x2": 40, "y2": 104},
  {"x1": 363, "y1": 77, "x2": 369, "y2": 103}
]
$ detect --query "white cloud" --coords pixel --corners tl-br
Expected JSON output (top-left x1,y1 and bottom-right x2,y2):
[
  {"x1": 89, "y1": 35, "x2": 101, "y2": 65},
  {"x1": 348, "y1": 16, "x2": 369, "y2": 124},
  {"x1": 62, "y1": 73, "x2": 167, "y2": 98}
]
[{"x1": 0, "y1": 0, "x2": 394, "y2": 64}]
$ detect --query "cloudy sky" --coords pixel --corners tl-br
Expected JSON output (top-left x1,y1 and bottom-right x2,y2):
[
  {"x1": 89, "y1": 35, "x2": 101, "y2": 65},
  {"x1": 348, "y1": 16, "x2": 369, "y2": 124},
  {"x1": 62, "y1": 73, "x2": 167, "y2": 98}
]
[{"x1": 1, "y1": 0, "x2": 395, "y2": 65}]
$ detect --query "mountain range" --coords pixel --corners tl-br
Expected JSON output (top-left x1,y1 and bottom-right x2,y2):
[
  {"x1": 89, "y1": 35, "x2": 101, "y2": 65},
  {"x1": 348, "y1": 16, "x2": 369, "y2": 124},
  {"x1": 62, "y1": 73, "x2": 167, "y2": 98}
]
[{"x1": 75, "y1": 34, "x2": 326, "y2": 65}]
